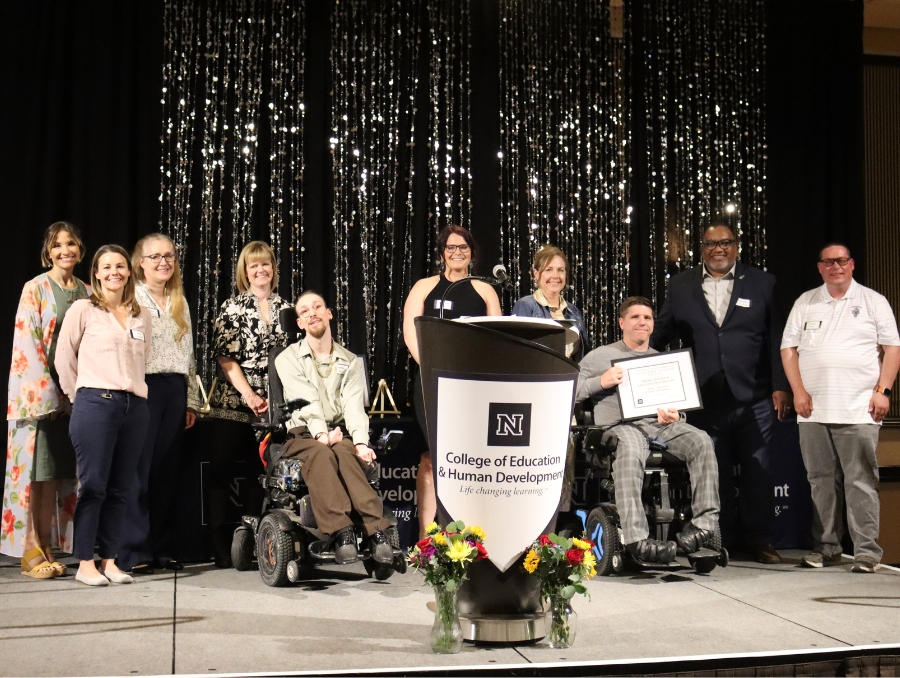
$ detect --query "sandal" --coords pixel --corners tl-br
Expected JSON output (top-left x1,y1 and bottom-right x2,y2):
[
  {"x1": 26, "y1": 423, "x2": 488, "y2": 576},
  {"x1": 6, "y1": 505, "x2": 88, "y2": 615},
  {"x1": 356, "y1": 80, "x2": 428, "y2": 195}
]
[
  {"x1": 41, "y1": 546, "x2": 67, "y2": 576},
  {"x1": 21, "y1": 547, "x2": 59, "y2": 579}
]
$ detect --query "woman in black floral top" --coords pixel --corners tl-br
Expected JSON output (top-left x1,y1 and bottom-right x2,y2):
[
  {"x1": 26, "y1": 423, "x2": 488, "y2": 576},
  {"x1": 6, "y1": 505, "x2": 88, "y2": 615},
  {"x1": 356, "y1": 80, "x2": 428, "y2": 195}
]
[{"x1": 207, "y1": 241, "x2": 291, "y2": 567}]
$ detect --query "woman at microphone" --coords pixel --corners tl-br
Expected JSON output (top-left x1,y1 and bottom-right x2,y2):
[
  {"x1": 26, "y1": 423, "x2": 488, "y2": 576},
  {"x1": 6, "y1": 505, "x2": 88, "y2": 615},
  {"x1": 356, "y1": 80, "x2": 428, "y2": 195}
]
[
  {"x1": 512, "y1": 245, "x2": 586, "y2": 360},
  {"x1": 402, "y1": 225, "x2": 501, "y2": 538}
]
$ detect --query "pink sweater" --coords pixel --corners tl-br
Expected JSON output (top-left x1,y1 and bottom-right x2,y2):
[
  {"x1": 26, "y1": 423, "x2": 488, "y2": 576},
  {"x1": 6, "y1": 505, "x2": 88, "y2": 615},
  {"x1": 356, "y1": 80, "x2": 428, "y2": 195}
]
[{"x1": 55, "y1": 299, "x2": 153, "y2": 401}]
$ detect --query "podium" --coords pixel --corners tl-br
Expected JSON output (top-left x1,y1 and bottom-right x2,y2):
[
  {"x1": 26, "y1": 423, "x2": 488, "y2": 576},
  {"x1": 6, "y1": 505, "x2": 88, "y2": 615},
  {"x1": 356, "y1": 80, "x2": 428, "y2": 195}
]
[{"x1": 415, "y1": 316, "x2": 579, "y2": 642}]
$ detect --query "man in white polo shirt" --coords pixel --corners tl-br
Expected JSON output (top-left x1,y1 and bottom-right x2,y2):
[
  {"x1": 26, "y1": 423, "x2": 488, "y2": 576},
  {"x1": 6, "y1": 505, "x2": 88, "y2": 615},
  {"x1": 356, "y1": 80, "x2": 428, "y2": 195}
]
[{"x1": 781, "y1": 244, "x2": 900, "y2": 573}]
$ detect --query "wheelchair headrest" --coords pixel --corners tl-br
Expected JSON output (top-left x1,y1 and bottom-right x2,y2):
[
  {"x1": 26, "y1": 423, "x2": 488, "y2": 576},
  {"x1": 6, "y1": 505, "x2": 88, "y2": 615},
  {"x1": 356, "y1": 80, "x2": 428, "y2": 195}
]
[{"x1": 280, "y1": 307, "x2": 300, "y2": 344}]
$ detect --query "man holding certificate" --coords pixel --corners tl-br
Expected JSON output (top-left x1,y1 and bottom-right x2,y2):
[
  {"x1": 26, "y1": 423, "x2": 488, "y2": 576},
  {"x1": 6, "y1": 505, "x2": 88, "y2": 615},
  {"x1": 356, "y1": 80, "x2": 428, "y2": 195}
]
[{"x1": 576, "y1": 297, "x2": 720, "y2": 564}]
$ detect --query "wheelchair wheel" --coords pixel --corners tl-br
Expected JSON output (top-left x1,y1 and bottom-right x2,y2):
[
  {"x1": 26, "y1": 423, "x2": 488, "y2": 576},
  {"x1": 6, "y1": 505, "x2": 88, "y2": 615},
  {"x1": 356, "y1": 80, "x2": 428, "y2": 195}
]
[
  {"x1": 585, "y1": 504, "x2": 621, "y2": 576},
  {"x1": 708, "y1": 524, "x2": 722, "y2": 552},
  {"x1": 256, "y1": 514, "x2": 294, "y2": 587},
  {"x1": 364, "y1": 559, "x2": 394, "y2": 581},
  {"x1": 231, "y1": 526, "x2": 256, "y2": 571}
]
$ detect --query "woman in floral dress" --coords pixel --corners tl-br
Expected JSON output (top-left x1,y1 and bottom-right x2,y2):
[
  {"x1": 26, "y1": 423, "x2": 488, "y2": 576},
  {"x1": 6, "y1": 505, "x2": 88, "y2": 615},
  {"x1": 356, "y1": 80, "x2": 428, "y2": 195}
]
[
  {"x1": 206, "y1": 241, "x2": 291, "y2": 567},
  {"x1": 2, "y1": 222, "x2": 88, "y2": 578}
]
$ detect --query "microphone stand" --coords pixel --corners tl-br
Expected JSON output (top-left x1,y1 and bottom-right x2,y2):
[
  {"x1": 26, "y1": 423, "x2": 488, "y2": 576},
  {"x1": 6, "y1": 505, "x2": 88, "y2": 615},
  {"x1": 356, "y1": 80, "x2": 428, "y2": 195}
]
[{"x1": 439, "y1": 276, "x2": 507, "y2": 320}]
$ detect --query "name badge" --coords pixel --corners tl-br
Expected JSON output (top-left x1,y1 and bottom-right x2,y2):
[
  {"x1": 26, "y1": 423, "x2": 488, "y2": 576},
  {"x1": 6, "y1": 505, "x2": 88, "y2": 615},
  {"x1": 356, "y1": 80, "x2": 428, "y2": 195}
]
[
  {"x1": 804, "y1": 321, "x2": 822, "y2": 331},
  {"x1": 336, "y1": 364, "x2": 349, "y2": 374},
  {"x1": 130, "y1": 329, "x2": 146, "y2": 341},
  {"x1": 433, "y1": 299, "x2": 454, "y2": 311},
  {"x1": 736, "y1": 298, "x2": 751, "y2": 308}
]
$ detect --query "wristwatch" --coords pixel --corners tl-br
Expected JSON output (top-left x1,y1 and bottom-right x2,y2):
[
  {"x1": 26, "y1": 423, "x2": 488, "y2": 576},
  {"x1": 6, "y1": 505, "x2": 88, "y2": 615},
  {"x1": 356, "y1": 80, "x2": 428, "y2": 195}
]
[{"x1": 874, "y1": 385, "x2": 893, "y2": 397}]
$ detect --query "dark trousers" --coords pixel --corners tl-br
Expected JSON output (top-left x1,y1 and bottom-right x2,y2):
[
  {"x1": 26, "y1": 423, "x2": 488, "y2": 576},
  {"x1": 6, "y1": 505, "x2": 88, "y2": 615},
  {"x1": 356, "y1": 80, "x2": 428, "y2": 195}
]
[
  {"x1": 282, "y1": 428, "x2": 389, "y2": 536},
  {"x1": 689, "y1": 387, "x2": 776, "y2": 549},
  {"x1": 119, "y1": 374, "x2": 186, "y2": 569},
  {"x1": 206, "y1": 418, "x2": 263, "y2": 559},
  {"x1": 69, "y1": 388, "x2": 149, "y2": 561}
]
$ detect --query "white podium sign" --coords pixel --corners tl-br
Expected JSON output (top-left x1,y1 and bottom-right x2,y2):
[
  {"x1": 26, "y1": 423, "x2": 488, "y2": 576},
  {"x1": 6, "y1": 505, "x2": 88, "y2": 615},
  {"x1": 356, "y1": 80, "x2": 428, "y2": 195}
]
[{"x1": 434, "y1": 373, "x2": 575, "y2": 572}]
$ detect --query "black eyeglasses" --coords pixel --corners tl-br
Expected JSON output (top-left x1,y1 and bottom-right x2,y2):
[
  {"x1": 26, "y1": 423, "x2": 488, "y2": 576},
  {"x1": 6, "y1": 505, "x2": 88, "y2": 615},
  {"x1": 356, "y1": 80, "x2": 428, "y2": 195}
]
[
  {"x1": 819, "y1": 257, "x2": 851, "y2": 268},
  {"x1": 701, "y1": 239, "x2": 737, "y2": 250},
  {"x1": 142, "y1": 253, "x2": 176, "y2": 263},
  {"x1": 445, "y1": 244, "x2": 470, "y2": 253}
]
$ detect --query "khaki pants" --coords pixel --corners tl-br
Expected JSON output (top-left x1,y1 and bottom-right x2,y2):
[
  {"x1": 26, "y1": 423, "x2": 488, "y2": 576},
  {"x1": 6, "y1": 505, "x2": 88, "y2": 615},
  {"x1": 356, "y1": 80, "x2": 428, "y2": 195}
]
[{"x1": 281, "y1": 427, "x2": 389, "y2": 537}]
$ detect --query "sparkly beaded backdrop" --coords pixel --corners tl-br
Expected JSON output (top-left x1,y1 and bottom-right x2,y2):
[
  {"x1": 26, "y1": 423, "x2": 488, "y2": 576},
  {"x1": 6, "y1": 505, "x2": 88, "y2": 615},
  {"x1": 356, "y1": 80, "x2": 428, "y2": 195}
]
[
  {"x1": 499, "y1": 0, "x2": 631, "y2": 346},
  {"x1": 159, "y1": 0, "x2": 306, "y2": 385},
  {"x1": 159, "y1": 0, "x2": 766, "y2": 395},
  {"x1": 633, "y1": 0, "x2": 767, "y2": 304}
]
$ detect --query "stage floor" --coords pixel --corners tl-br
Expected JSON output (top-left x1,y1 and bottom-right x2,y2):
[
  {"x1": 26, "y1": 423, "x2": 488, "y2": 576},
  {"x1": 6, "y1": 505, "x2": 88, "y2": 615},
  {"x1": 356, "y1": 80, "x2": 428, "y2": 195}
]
[{"x1": 1, "y1": 550, "x2": 898, "y2": 676}]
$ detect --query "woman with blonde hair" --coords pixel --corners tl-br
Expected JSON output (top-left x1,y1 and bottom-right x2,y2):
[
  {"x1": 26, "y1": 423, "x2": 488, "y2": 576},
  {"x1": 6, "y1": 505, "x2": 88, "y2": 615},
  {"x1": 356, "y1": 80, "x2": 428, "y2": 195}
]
[
  {"x1": 117, "y1": 233, "x2": 200, "y2": 574},
  {"x1": 3, "y1": 222, "x2": 88, "y2": 578},
  {"x1": 512, "y1": 245, "x2": 587, "y2": 360},
  {"x1": 206, "y1": 240, "x2": 291, "y2": 567},
  {"x1": 56, "y1": 244, "x2": 152, "y2": 585}
]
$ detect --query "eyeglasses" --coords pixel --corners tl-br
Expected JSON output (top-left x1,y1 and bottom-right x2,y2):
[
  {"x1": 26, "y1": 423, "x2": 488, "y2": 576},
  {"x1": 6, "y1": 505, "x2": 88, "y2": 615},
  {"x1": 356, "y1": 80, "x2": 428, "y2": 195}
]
[
  {"x1": 143, "y1": 253, "x2": 176, "y2": 264},
  {"x1": 298, "y1": 302, "x2": 326, "y2": 319},
  {"x1": 445, "y1": 244, "x2": 470, "y2": 253},
  {"x1": 700, "y1": 239, "x2": 737, "y2": 250},
  {"x1": 819, "y1": 257, "x2": 851, "y2": 268}
]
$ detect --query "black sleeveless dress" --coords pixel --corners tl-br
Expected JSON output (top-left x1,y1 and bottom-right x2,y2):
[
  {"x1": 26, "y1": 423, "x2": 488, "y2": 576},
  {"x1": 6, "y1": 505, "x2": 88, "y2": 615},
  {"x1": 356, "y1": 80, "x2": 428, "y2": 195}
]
[{"x1": 413, "y1": 275, "x2": 488, "y2": 442}]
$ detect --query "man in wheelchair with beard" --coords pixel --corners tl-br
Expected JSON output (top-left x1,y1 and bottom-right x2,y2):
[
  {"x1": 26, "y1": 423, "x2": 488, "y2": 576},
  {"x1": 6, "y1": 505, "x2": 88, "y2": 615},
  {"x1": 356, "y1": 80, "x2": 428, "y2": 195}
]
[
  {"x1": 575, "y1": 296, "x2": 720, "y2": 565},
  {"x1": 273, "y1": 290, "x2": 393, "y2": 567}
]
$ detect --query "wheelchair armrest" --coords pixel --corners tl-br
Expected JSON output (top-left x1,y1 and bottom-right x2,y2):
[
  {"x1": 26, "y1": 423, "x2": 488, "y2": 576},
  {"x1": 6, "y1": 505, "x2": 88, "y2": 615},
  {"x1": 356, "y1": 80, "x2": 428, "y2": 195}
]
[{"x1": 371, "y1": 429, "x2": 403, "y2": 457}]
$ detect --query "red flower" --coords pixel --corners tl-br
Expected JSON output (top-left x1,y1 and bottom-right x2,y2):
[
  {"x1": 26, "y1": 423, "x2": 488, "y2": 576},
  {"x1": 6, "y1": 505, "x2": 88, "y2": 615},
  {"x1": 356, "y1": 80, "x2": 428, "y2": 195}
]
[
  {"x1": 2, "y1": 509, "x2": 14, "y2": 535},
  {"x1": 63, "y1": 493, "x2": 77, "y2": 517},
  {"x1": 565, "y1": 548, "x2": 584, "y2": 566},
  {"x1": 415, "y1": 537, "x2": 433, "y2": 551},
  {"x1": 539, "y1": 535, "x2": 553, "y2": 547},
  {"x1": 21, "y1": 484, "x2": 30, "y2": 509},
  {"x1": 8, "y1": 465, "x2": 20, "y2": 483},
  {"x1": 473, "y1": 541, "x2": 488, "y2": 561}
]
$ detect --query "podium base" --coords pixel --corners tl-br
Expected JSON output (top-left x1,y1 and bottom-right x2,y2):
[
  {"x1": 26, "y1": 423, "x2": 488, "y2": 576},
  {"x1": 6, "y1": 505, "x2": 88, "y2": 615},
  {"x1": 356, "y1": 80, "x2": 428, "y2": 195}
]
[{"x1": 459, "y1": 611, "x2": 550, "y2": 644}]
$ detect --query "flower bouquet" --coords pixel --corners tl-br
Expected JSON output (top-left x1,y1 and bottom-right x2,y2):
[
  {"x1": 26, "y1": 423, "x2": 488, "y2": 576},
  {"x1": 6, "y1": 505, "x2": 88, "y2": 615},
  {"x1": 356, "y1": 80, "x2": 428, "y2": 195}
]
[
  {"x1": 408, "y1": 520, "x2": 488, "y2": 653},
  {"x1": 523, "y1": 533, "x2": 596, "y2": 648}
]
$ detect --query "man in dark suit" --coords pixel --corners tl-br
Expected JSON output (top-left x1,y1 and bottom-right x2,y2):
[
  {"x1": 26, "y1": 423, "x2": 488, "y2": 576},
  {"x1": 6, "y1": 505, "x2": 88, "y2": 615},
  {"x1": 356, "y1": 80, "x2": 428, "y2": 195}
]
[{"x1": 651, "y1": 223, "x2": 792, "y2": 564}]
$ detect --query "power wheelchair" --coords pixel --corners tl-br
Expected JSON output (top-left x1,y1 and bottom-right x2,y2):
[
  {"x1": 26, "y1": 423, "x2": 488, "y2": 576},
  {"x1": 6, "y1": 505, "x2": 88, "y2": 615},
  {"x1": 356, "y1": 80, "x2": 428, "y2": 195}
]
[
  {"x1": 559, "y1": 404, "x2": 729, "y2": 576},
  {"x1": 230, "y1": 309, "x2": 406, "y2": 587}
]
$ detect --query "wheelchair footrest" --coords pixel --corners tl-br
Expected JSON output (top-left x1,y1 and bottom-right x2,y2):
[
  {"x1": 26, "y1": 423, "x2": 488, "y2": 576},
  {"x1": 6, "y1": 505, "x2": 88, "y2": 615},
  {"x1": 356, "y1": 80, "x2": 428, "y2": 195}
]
[{"x1": 308, "y1": 539, "x2": 337, "y2": 562}]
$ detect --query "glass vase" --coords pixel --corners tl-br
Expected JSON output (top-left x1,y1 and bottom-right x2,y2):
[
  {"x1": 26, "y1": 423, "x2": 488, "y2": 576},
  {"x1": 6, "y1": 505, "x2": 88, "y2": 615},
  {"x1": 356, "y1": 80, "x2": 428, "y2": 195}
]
[
  {"x1": 430, "y1": 584, "x2": 463, "y2": 654},
  {"x1": 547, "y1": 595, "x2": 578, "y2": 649}
]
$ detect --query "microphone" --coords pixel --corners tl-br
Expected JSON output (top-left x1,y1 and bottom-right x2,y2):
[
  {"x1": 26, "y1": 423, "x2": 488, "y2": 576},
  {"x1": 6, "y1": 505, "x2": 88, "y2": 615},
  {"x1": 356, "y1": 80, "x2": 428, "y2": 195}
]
[{"x1": 492, "y1": 264, "x2": 514, "y2": 290}]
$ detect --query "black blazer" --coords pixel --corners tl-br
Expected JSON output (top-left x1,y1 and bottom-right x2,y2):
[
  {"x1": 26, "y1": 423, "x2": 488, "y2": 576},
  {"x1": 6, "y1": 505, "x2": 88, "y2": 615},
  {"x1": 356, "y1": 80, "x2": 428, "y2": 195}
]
[{"x1": 650, "y1": 262, "x2": 790, "y2": 404}]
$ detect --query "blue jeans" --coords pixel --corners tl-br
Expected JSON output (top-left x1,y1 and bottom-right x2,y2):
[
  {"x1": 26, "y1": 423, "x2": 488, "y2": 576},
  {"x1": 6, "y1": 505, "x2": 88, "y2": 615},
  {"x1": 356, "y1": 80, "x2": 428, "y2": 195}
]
[
  {"x1": 69, "y1": 388, "x2": 149, "y2": 561},
  {"x1": 689, "y1": 389, "x2": 776, "y2": 549}
]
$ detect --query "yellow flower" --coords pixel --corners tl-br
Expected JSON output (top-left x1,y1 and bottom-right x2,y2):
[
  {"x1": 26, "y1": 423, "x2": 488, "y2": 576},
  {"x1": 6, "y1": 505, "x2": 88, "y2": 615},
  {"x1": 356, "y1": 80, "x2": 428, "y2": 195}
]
[
  {"x1": 523, "y1": 549, "x2": 540, "y2": 573},
  {"x1": 572, "y1": 537, "x2": 591, "y2": 551},
  {"x1": 447, "y1": 540, "x2": 474, "y2": 562},
  {"x1": 425, "y1": 521, "x2": 440, "y2": 535},
  {"x1": 582, "y1": 551, "x2": 597, "y2": 579},
  {"x1": 433, "y1": 532, "x2": 448, "y2": 546},
  {"x1": 463, "y1": 525, "x2": 486, "y2": 540}
]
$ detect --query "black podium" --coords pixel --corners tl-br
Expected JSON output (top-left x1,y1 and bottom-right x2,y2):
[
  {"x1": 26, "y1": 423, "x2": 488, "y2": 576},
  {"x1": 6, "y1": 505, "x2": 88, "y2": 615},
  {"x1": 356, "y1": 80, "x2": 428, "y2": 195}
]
[{"x1": 416, "y1": 316, "x2": 579, "y2": 642}]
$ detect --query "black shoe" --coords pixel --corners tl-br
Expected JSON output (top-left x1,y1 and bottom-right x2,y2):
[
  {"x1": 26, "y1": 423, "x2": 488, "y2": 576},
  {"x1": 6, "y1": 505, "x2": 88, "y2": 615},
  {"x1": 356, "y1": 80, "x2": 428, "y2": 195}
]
[
  {"x1": 161, "y1": 559, "x2": 184, "y2": 571},
  {"x1": 131, "y1": 563, "x2": 155, "y2": 576},
  {"x1": 333, "y1": 527, "x2": 359, "y2": 565},
  {"x1": 626, "y1": 538, "x2": 677, "y2": 564},
  {"x1": 368, "y1": 531, "x2": 393, "y2": 565},
  {"x1": 214, "y1": 555, "x2": 232, "y2": 569},
  {"x1": 675, "y1": 523, "x2": 714, "y2": 555}
]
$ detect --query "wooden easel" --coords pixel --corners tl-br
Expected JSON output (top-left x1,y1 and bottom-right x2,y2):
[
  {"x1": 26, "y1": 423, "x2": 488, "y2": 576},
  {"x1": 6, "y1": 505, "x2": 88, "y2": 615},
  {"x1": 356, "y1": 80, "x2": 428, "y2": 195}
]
[{"x1": 368, "y1": 379, "x2": 401, "y2": 417}]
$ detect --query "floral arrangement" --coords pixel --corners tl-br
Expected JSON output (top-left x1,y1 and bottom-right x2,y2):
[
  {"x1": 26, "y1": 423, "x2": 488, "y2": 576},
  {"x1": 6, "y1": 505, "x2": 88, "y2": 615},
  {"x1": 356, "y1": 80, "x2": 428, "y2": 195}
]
[
  {"x1": 523, "y1": 532, "x2": 597, "y2": 648},
  {"x1": 408, "y1": 520, "x2": 488, "y2": 591},
  {"x1": 524, "y1": 533, "x2": 596, "y2": 600}
]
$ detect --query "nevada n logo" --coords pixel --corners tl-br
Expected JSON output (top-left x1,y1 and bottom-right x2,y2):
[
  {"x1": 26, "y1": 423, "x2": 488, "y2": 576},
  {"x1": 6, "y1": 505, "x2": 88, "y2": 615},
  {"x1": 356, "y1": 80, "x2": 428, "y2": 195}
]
[{"x1": 487, "y1": 402, "x2": 532, "y2": 447}]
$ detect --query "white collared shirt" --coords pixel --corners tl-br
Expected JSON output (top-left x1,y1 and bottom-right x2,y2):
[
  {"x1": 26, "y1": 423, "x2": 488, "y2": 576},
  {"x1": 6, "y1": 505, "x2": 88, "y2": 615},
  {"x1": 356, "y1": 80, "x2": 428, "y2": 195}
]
[
  {"x1": 782, "y1": 279, "x2": 900, "y2": 424},
  {"x1": 702, "y1": 263, "x2": 736, "y2": 326}
]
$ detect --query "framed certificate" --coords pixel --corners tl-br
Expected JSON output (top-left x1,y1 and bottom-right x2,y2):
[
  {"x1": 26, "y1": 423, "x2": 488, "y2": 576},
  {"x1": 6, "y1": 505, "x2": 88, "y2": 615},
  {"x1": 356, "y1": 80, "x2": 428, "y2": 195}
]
[{"x1": 611, "y1": 348, "x2": 703, "y2": 421}]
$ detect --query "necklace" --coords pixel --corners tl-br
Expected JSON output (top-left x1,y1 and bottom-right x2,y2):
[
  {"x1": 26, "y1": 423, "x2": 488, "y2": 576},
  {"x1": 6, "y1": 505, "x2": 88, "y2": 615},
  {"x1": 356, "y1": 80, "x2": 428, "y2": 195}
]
[{"x1": 313, "y1": 343, "x2": 335, "y2": 379}]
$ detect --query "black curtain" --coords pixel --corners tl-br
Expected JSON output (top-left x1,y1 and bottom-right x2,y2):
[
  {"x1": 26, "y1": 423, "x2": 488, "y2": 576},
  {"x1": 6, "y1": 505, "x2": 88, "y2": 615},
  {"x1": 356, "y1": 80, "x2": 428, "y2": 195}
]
[
  {"x1": 765, "y1": 0, "x2": 865, "y2": 310},
  {"x1": 0, "y1": 0, "x2": 866, "y2": 394}
]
